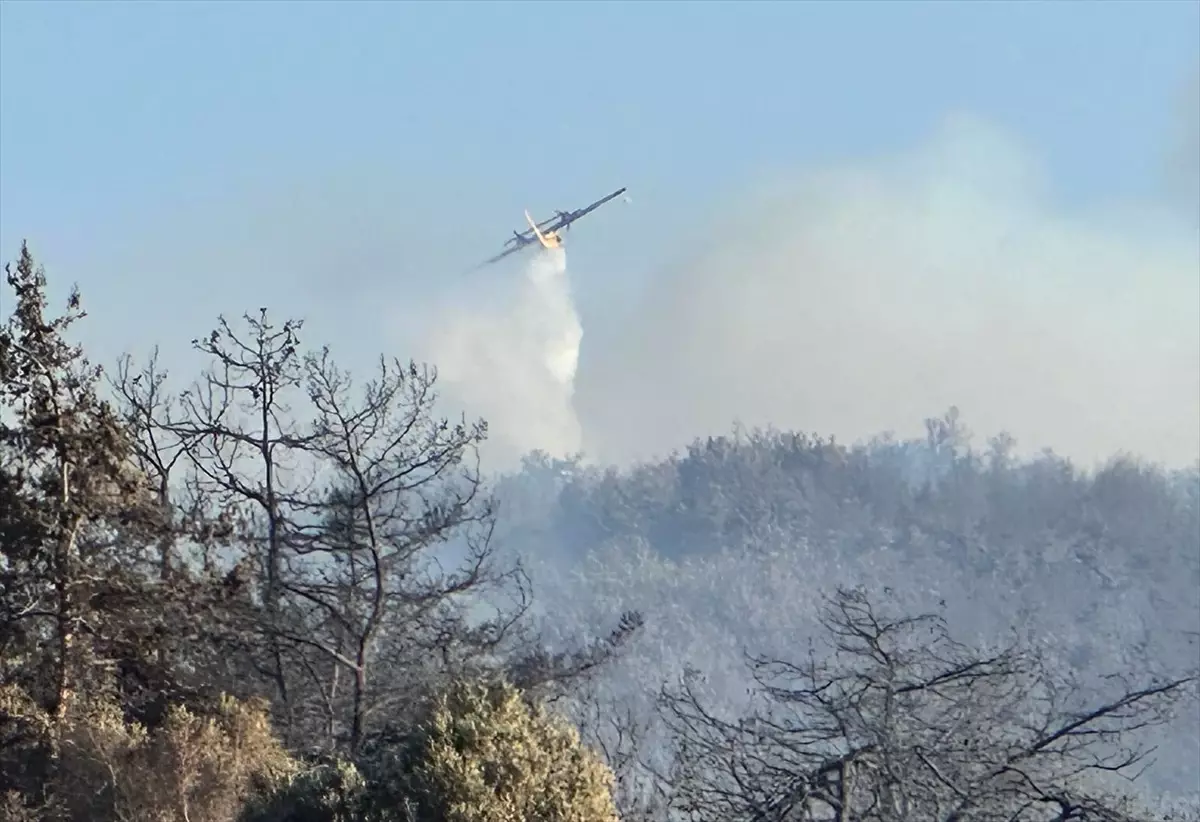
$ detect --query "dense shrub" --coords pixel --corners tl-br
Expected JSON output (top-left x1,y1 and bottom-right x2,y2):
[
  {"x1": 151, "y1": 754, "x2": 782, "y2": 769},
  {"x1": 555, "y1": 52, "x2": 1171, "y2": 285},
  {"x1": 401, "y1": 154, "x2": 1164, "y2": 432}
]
[
  {"x1": 249, "y1": 678, "x2": 621, "y2": 822},
  {"x1": 0, "y1": 686, "x2": 295, "y2": 822}
]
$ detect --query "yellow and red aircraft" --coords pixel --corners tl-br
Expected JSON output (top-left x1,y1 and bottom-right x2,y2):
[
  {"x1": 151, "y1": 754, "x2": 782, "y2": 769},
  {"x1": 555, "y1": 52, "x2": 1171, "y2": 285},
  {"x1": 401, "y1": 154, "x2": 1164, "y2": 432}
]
[{"x1": 479, "y1": 187, "x2": 627, "y2": 267}]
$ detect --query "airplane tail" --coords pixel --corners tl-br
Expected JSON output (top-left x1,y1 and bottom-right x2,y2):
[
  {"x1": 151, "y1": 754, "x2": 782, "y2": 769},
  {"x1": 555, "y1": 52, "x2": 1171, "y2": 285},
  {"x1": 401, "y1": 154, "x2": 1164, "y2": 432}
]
[{"x1": 525, "y1": 210, "x2": 558, "y2": 249}]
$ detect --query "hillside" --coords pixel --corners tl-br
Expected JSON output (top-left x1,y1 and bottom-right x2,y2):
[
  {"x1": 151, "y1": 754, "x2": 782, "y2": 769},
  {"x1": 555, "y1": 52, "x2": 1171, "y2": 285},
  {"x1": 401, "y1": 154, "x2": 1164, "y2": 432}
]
[
  {"x1": 495, "y1": 417, "x2": 1200, "y2": 808},
  {"x1": 3, "y1": 243, "x2": 1197, "y2": 821}
]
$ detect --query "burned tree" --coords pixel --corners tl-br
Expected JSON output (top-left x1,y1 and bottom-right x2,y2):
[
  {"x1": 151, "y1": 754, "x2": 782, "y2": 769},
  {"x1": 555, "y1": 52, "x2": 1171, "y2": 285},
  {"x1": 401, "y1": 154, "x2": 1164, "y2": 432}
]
[
  {"x1": 109, "y1": 345, "x2": 275, "y2": 727},
  {"x1": 280, "y1": 347, "x2": 527, "y2": 751},
  {"x1": 176, "y1": 310, "x2": 309, "y2": 719},
  {"x1": 660, "y1": 587, "x2": 1195, "y2": 821},
  {"x1": 110, "y1": 347, "x2": 194, "y2": 581},
  {"x1": 109, "y1": 309, "x2": 323, "y2": 739},
  {"x1": 112, "y1": 310, "x2": 548, "y2": 752}
]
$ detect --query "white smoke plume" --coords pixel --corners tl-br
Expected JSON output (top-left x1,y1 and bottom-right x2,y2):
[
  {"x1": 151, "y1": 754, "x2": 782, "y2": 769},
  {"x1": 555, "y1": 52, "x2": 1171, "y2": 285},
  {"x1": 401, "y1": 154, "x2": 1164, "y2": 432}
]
[
  {"x1": 414, "y1": 111, "x2": 1196, "y2": 474},
  {"x1": 573, "y1": 114, "x2": 1200, "y2": 469},
  {"x1": 422, "y1": 248, "x2": 583, "y2": 471}
]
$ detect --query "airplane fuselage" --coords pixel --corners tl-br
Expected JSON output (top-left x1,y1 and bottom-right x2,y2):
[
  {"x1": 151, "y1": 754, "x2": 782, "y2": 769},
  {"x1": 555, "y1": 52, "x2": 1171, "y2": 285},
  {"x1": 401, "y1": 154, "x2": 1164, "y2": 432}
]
[
  {"x1": 479, "y1": 186, "x2": 624, "y2": 268},
  {"x1": 524, "y1": 209, "x2": 564, "y2": 250}
]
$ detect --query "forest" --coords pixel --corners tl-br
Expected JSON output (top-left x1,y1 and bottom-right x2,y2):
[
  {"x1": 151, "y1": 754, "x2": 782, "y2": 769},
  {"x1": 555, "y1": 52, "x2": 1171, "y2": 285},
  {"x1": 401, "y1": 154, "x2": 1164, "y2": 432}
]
[{"x1": 2, "y1": 241, "x2": 1198, "y2": 821}]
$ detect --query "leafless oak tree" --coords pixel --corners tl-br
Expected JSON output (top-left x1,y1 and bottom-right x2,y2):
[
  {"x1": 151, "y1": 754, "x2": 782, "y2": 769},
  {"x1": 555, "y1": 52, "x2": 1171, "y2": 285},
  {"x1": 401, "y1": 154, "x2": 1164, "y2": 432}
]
[
  {"x1": 660, "y1": 587, "x2": 1195, "y2": 822},
  {"x1": 110, "y1": 310, "x2": 547, "y2": 751},
  {"x1": 280, "y1": 347, "x2": 526, "y2": 751}
]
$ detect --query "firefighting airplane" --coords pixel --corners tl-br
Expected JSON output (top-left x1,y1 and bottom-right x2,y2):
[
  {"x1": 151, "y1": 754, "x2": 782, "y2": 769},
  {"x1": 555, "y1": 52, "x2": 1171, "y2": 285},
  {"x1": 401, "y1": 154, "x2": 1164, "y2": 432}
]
[{"x1": 477, "y1": 187, "x2": 628, "y2": 267}]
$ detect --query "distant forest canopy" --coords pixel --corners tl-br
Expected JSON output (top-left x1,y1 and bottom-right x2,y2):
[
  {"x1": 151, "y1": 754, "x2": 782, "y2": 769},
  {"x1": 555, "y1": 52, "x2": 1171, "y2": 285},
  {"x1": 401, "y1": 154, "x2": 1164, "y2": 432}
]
[
  {"x1": 3, "y1": 240, "x2": 1198, "y2": 821},
  {"x1": 489, "y1": 350, "x2": 1200, "y2": 804},
  {"x1": 494, "y1": 407, "x2": 1199, "y2": 605}
]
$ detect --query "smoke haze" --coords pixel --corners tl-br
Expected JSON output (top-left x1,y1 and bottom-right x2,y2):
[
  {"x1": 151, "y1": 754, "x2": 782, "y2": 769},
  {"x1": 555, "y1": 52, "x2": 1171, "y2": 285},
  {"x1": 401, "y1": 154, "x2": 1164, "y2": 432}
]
[
  {"x1": 419, "y1": 112, "x2": 1198, "y2": 473},
  {"x1": 573, "y1": 114, "x2": 1200, "y2": 468}
]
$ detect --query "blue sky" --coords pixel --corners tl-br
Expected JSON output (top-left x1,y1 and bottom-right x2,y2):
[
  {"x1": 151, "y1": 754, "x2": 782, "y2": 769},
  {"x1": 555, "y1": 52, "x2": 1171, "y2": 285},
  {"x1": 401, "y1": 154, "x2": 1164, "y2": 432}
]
[
  {"x1": 3, "y1": 0, "x2": 1195, "y2": 304},
  {"x1": 1, "y1": 0, "x2": 1198, "y2": 465},
  {"x1": 2, "y1": 1, "x2": 1194, "y2": 204}
]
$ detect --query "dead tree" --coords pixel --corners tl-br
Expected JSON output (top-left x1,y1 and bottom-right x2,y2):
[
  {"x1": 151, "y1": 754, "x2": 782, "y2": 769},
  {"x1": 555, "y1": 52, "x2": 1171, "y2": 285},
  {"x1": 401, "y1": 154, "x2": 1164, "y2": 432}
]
[
  {"x1": 659, "y1": 587, "x2": 1196, "y2": 822},
  {"x1": 281, "y1": 348, "x2": 530, "y2": 751},
  {"x1": 110, "y1": 347, "x2": 193, "y2": 580},
  {"x1": 113, "y1": 309, "x2": 315, "y2": 738}
]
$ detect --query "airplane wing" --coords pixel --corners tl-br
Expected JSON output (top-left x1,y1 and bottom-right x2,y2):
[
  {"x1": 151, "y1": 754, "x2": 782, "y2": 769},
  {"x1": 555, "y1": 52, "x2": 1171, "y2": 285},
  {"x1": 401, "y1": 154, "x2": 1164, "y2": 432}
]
[
  {"x1": 477, "y1": 244, "x2": 524, "y2": 268},
  {"x1": 551, "y1": 187, "x2": 627, "y2": 232},
  {"x1": 480, "y1": 186, "x2": 626, "y2": 267}
]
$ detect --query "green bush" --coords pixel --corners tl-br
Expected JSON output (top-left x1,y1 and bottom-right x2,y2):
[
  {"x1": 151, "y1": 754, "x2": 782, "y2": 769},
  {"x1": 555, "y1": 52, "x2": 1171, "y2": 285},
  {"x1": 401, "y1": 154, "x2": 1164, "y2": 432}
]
[{"x1": 249, "y1": 678, "x2": 620, "y2": 822}]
